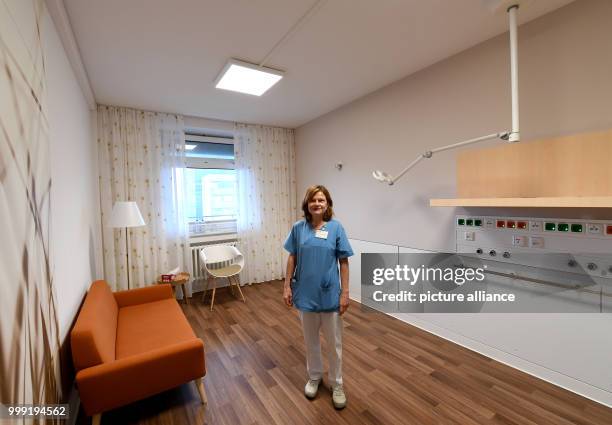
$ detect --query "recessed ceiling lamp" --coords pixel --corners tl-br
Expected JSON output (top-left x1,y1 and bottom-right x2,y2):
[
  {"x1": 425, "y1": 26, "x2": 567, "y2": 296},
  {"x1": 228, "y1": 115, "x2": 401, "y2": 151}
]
[
  {"x1": 185, "y1": 144, "x2": 197, "y2": 150},
  {"x1": 215, "y1": 0, "x2": 328, "y2": 96},
  {"x1": 215, "y1": 59, "x2": 284, "y2": 96}
]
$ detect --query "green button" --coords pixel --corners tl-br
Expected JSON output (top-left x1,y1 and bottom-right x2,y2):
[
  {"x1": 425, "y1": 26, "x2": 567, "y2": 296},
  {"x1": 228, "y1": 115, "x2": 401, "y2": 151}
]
[
  {"x1": 558, "y1": 223, "x2": 569, "y2": 232},
  {"x1": 474, "y1": 219, "x2": 482, "y2": 227},
  {"x1": 545, "y1": 222, "x2": 556, "y2": 231},
  {"x1": 571, "y1": 224, "x2": 583, "y2": 233},
  {"x1": 466, "y1": 219, "x2": 473, "y2": 226},
  {"x1": 458, "y1": 219, "x2": 465, "y2": 225}
]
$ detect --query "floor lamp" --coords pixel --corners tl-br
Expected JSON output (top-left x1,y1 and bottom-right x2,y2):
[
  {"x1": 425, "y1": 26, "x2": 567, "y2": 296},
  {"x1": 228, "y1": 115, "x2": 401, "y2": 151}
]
[{"x1": 109, "y1": 201, "x2": 146, "y2": 289}]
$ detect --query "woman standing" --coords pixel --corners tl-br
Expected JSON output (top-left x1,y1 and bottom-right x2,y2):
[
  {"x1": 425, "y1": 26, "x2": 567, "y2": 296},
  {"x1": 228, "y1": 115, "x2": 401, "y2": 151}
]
[{"x1": 283, "y1": 185, "x2": 353, "y2": 409}]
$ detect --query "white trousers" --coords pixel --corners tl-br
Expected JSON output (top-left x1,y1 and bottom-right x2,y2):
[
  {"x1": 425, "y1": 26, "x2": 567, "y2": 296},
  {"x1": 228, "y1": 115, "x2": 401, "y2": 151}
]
[{"x1": 299, "y1": 311, "x2": 343, "y2": 386}]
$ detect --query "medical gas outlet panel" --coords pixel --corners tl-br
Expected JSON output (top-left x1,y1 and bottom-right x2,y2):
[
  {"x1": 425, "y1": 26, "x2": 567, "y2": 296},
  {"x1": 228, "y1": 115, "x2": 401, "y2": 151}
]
[{"x1": 455, "y1": 216, "x2": 612, "y2": 280}]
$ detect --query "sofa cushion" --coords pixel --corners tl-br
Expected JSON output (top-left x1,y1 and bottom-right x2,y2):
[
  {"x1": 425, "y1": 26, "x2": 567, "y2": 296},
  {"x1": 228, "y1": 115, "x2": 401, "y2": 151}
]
[
  {"x1": 115, "y1": 298, "x2": 197, "y2": 359},
  {"x1": 71, "y1": 280, "x2": 118, "y2": 370}
]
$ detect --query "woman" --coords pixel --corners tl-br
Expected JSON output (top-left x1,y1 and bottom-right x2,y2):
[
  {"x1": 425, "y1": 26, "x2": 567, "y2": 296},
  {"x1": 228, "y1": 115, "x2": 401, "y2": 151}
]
[{"x1": 283, "y1": 185, "x2": 353, "y2": 409}]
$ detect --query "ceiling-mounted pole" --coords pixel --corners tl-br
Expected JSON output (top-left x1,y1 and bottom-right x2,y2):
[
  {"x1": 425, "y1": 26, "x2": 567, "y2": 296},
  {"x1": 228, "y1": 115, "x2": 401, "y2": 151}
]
[
  {"x1": 371, "y1": 1, "x2": 523, "y2": 185},
  {"x1": 508, "y1": 4, "x2": 520, "y2": 142}
]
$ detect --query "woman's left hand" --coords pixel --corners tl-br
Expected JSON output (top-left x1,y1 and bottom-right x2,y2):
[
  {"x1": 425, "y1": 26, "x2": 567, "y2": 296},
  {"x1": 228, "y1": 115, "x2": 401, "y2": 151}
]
[{"x1": 339, "y1": 291, "x2": 350, "y2": 315}]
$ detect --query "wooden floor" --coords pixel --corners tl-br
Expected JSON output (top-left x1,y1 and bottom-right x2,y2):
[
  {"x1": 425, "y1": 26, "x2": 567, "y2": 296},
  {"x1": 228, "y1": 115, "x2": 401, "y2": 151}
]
[{"x1": 80, "y1": 280, "x2": 612, "y2": 425}]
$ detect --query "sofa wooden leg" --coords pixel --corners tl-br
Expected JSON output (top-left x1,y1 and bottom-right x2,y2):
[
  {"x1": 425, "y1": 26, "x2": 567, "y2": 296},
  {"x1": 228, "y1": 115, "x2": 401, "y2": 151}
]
[
  {"x1": 195, "y1": 377, "x2": 208, "y2": 404},
  {"x1": 92, "y1": 413, "x2": 101, "y2": 425}
]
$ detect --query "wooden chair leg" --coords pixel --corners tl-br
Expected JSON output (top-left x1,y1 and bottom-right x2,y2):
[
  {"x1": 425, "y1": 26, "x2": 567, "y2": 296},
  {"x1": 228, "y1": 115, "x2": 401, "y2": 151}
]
[
  {"x1": 201, "y1": 276, "x2": 212, "y2": 303},
  {"x1": 228, "y1": 276, "x2": 236, "y2": 296},
  {"x1": 228, "y1": 275, "x2": 237, "y2": 299},
  {"x1": 92, "y1": 413, "x2": 101, "y2": 425},
  {"x1": 232, "y1": 275, "x2": 246, "y2": 303},
  {"x1": 210, "y1": 278, "x2": 217, "y2": 311},
  {"x1": 195, "y1": 377, "x2": 208, "y2": 404}
]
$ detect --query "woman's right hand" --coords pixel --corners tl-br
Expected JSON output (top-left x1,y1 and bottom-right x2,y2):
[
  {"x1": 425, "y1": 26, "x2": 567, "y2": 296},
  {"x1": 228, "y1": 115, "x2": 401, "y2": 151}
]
[{"x1": 283, "y1": 284, "x2": 293, "y2": 307}]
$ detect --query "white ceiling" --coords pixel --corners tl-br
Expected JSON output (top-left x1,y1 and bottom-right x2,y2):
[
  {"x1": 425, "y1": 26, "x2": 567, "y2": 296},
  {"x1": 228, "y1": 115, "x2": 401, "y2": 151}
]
[{"x1": 64, "y1": 0, "x2": 574, "y2": 129}]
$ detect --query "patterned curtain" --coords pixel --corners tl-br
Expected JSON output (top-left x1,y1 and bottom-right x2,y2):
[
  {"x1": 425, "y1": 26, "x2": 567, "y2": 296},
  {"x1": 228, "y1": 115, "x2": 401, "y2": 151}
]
[
  {"x1": 0, "y1": 0, "x2": 62, "y2": 415},
  {"x1": 234, "y1": 123, "x2": 297, "y2": 284},
  {"x1": 97, "y1": 106, "x2": 191, "y2": 292}
]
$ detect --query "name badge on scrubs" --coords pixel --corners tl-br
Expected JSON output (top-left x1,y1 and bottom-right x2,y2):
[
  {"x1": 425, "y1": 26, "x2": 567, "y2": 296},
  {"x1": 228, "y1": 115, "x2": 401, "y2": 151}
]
[{"x1": 315, "y1": 229, "x2": 328, "y2": 239}]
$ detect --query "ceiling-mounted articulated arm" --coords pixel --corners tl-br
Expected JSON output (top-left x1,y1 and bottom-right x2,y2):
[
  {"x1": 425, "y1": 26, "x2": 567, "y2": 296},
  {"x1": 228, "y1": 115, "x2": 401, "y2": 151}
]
[
  {"x1": 372, "y1": 4, "x2": 521, "y2": 187},
  {"x1": 372, "y1": 131, "x2": 511, "y2": 185}
]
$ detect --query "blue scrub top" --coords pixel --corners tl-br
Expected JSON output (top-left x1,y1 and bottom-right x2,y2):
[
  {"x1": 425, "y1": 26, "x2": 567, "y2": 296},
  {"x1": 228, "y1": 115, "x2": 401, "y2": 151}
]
[{"x1": 283, "y1": 219, "x2": 354, "y2": 312}]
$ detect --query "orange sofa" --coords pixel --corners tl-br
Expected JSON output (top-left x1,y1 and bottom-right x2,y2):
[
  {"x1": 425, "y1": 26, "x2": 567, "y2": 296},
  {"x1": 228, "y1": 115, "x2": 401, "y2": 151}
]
[{"x1": 71, "y1": 280, "x2": 206, "y2": 424}]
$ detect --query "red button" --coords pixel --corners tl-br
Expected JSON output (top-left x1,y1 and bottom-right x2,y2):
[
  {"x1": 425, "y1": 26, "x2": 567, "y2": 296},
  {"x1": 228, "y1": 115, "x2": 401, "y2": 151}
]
[
  {"x1": 496, "y1": 220, "x2": 506, "y2": 228},
  {"x1": 607, "y1": 225, "x2": 612, "y2": 235},
  {"x1": 507, "y1": 220, "x2": 516, "y2": 228},
  {"x1": 517, "y1": 221, "x2": 527, "y2": 229}
]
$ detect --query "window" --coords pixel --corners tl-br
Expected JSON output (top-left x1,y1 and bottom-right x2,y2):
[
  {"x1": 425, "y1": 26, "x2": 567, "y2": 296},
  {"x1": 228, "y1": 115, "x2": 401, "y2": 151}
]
[{"x1": 184, "y1": 136, "x2": 237, "y2": 236}]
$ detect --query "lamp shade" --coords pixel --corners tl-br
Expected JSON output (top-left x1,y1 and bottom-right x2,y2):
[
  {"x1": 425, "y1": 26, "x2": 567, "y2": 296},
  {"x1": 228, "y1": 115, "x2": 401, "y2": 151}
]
[{"x1": 108, "y1": 201, "x2": 146, "y2": 228}]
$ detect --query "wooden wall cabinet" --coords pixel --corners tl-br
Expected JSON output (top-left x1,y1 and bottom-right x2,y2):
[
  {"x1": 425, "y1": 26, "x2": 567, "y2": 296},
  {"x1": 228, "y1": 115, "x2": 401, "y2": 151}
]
[{"x1": 430, "y1": 129, "x2": 612, "y2": 208}]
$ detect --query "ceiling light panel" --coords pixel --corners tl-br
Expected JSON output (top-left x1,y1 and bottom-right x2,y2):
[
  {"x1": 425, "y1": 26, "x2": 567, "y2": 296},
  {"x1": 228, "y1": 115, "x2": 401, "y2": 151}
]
[{"x1": 215, "y1": 59, "x2": 283, "y2": 96}]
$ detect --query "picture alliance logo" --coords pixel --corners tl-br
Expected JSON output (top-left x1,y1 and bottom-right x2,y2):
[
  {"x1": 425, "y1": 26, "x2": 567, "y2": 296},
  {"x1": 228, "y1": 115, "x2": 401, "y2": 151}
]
[{"x1": 372, "y1": 265, "x2": 486, "y2": 286}]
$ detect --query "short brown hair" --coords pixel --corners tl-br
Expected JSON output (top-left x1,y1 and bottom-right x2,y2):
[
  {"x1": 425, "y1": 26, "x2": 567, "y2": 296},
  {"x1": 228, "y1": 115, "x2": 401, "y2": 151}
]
[{"x1": 302, "y1": 185, "x2": 334, "y2": 223}]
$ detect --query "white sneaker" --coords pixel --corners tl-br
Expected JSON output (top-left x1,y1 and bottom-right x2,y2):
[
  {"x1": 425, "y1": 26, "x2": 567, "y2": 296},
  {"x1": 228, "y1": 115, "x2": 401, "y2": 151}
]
[
  {"x1": 332, "y1": 384, "x2": 347, "y2": 409},
  {"x1": 304, "y1": 379, "x2": 321, "y2": 399}
]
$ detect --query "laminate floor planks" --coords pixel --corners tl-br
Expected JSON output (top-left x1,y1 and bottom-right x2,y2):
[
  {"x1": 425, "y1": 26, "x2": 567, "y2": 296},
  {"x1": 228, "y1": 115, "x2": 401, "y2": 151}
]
[{"x1": 77, "y1": 280, "x2": 612, "y2": 424}]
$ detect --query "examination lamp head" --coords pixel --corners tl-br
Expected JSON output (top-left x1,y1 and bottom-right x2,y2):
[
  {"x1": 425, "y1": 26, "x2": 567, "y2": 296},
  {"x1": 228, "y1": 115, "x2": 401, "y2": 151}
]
[{"x1": 372, "y1": 170, "x2": 394, "y2": 185}]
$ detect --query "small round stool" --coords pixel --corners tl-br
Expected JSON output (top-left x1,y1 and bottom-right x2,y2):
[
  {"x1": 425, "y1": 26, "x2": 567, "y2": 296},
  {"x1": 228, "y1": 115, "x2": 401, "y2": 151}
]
[{"x1": 158, "y1": 272, "x2": 190, "y2": 304}]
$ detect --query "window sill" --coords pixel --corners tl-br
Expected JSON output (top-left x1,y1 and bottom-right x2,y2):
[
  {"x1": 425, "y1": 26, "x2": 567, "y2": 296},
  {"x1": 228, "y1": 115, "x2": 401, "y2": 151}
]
[{"x1": 189, "y1": 233, "x2": 238, "y2": 244}]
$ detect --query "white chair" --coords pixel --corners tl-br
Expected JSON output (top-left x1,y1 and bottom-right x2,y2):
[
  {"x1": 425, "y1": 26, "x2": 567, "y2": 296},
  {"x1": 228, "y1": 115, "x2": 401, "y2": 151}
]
[{"x1": 199, "y1": 245, "x2": 246, "y2": 311}]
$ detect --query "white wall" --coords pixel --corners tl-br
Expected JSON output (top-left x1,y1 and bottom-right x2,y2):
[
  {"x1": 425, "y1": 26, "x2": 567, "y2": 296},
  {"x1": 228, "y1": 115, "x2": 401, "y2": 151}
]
[
  {"x1": 297, "y1": 0, "x2": 612, "y2": 407},
  {"x1": 296, "y1": 0, "x2": 612, "y2": 251},
  {"x1": 43, "y1": 8, "x2": 102, "y2": 342}
]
